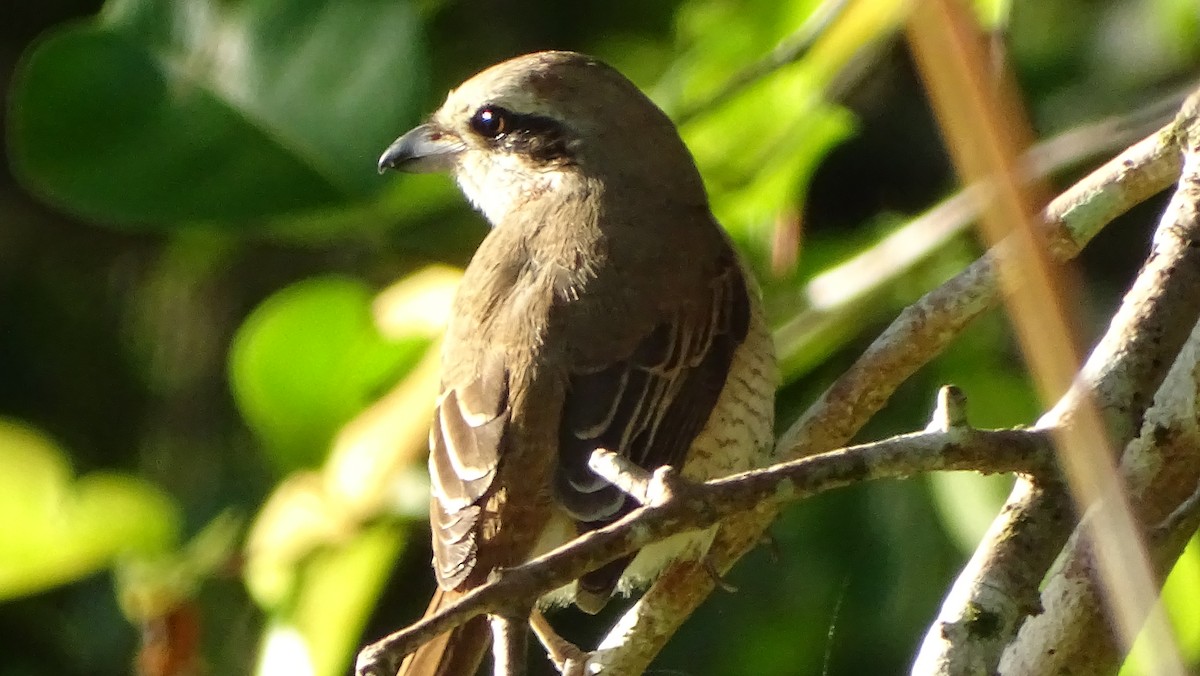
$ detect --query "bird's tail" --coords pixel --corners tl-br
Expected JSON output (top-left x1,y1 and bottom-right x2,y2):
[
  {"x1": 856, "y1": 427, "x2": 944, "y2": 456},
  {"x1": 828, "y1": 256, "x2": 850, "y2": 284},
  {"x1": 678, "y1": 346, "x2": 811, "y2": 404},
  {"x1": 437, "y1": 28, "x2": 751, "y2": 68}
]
[{"x1": 396, "y1": 589, "x2": 490, "y2": 676}]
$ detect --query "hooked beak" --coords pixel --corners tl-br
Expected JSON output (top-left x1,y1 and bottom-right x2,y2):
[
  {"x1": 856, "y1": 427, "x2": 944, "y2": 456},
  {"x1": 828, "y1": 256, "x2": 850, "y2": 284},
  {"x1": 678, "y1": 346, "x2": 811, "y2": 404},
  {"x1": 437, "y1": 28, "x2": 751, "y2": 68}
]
[{"x1": 377, "y1": 124, "x2": 464, "y2": 174}]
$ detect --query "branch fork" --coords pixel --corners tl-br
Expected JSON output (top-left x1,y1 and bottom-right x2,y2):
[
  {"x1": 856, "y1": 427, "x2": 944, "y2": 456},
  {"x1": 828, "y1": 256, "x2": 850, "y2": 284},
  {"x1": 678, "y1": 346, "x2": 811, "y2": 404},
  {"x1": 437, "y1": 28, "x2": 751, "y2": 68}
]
[{"x1": 356, "y1": 387, "x2": 1054, "y2": 675}]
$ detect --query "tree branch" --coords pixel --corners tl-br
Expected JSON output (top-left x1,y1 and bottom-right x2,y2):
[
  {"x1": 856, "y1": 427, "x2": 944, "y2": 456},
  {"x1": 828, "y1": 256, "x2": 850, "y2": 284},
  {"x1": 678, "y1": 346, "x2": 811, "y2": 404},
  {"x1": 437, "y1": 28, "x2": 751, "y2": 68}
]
[
  {"x1": 355, "y1": 400, "x2": 1052, "y2": 676},
  {"x1": 1000, "y1": 321, "x2": 1200, "y2": 674},
  {"x1": 914, "y1": 89, "x2": 1200, "y2": 676},
  {"x1": 489, "y1": 614, "x2": 529, "y2": 676},
  {"x1": 997, "y1": 98, "x2": 1200, "y2": 676},
  {"x1": 777, "y1": 86, "x2": 1182, "y2": 378}
]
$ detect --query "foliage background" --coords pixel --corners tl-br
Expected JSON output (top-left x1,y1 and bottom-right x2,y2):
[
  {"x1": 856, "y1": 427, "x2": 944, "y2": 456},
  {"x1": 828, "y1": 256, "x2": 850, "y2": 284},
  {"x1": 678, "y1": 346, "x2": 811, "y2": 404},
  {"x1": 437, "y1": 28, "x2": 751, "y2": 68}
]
[{"x1": 2, "y1": 0, "x2": 1199, "y2": 674}]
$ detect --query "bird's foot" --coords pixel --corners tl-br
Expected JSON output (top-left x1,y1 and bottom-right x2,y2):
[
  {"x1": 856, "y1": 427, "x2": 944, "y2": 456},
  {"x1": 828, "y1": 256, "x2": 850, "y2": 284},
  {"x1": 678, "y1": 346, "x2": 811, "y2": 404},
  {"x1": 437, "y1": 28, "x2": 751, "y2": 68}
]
[{"x1": 530, "y1": 610, "x2": 592, "y2": 675}]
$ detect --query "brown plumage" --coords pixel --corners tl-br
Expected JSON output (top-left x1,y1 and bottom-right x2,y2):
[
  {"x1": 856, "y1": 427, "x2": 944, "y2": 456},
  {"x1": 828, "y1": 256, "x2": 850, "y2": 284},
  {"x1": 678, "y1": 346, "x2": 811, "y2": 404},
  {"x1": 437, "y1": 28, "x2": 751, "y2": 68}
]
[{"x1": 379, "y1": 51, "x2": 777, "y2": 675}]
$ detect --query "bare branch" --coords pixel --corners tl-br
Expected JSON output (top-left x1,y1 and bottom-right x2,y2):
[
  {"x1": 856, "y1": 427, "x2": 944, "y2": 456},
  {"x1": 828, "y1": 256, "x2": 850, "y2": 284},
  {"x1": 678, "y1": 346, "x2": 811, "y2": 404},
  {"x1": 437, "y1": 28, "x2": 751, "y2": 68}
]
[
  {"x1": 915, "y1": 89, "x2": 1200, "y2": 676},
  {"x1": 997, "y1": 99, "x2": 1200, "y2": 676},
  {"x1": 1000, "y1": 321, "x2": 1200, "y2": 674},
  {"x1": 588, "y1": 449, "x2": 656, "y2": 506},
  {"x1": 355, "y1": 417, "x2": 1052, "y2": 675},
  {"x1": 777, "y1": 86, "x2": 1181, "y2": 377}
]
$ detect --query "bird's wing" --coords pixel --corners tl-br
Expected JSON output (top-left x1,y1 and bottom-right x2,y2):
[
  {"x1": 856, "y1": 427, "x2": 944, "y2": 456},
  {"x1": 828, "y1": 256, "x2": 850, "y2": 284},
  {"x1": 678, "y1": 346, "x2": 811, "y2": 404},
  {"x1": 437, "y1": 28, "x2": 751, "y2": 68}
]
[
  {"x1": 426, "y1": 242, "x2": 751, "y2": 590},
  {"x1": 427, "y1": 349, "x2": 509, "y2": 589},
  {"x1": 555, "y1": 254, "x2": 751, "y2": 522}
]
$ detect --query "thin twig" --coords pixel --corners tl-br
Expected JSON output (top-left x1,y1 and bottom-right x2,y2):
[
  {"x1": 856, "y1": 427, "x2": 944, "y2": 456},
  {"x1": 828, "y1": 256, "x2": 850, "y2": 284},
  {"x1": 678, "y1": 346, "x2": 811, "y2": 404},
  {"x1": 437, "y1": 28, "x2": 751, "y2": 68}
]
[{"x1": 588, "y1": 449, "x2": 655, "y2": 506}]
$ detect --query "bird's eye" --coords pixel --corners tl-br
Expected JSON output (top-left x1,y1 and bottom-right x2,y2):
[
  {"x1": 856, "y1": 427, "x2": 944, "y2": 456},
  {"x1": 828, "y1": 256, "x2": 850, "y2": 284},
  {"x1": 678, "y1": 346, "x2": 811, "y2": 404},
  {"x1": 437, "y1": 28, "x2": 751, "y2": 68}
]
[{"x1": 470, "y1": 106, "x2": 510, "y2": 138}]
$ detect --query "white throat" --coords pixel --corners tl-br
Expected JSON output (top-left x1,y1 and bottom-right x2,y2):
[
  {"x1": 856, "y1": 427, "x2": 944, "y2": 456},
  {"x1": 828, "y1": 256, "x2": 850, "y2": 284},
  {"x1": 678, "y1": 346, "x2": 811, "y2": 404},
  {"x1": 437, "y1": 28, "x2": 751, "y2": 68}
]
[{"x1": 455, "y1": 154, "x2": 568, "y2": 226}]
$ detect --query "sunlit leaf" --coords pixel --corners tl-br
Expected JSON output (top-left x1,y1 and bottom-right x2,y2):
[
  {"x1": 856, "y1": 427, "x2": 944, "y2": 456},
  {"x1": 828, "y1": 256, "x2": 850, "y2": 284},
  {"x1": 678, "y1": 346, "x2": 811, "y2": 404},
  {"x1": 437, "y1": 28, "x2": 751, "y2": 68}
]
[
  {"x1": 658, "y1": 0, "x2": 906, "y2": 264},
  {"x1": 972, "y1": 0, "x2": 1011, "y2": 30},
  {"x1": 1122, "y1": 536, "x2": 1200, "y2": 673},
  {"x1": 256, "y1": 524, "x2": 404, "y2": 676},
  {"x1": 0, "y1": 419, "x2": 180, "y2": 599},
  {"x1": 244, "y1": 269, "x2": 454, "y2": 613},
  {"x1": 245, "y1": 473, "x2": 346, "y2": 608},
  {"x1": 1153, "y1": 0, "x2": 1200, "y2": 63},
  {"x1": 229, "y1": 276, "x2": 429, "y2": 473},
  {"x1": 1166, "y1": 536, "x2": 1200, "y2": 664},
  {"x1": 371, "y1": 265, "x2": 461, "y2": 340}
]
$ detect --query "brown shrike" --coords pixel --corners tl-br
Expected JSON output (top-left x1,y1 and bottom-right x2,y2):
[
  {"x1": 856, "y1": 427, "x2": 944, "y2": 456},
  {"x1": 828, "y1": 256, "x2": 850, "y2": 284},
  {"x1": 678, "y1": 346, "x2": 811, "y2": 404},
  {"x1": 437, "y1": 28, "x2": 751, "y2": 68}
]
[{"x1": 376, "y1": 51, "x2": 777, "y2": 675}]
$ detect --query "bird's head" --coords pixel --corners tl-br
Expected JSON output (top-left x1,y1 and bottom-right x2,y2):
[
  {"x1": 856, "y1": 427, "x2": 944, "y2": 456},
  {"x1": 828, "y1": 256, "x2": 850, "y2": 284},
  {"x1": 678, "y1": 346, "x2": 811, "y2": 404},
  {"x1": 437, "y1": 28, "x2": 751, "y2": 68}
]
[{"x1": 378, "y1": 51, "x2": 706, "y2": 225}]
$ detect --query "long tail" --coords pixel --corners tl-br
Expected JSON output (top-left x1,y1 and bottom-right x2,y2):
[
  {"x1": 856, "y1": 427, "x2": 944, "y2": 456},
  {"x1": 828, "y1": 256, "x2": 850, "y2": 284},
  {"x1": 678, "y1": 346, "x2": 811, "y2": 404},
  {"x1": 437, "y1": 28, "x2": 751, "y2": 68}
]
[{"x1": 396, "y1": 589, "x2": 490, "y2": 676}]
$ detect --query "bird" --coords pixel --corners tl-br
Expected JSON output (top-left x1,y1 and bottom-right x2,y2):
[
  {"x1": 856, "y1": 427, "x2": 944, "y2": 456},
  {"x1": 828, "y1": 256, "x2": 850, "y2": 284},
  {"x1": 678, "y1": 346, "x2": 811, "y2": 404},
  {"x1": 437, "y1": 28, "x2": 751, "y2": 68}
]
[{"x1": 376, "y1": 50, "x2": 777, "y2": 676}]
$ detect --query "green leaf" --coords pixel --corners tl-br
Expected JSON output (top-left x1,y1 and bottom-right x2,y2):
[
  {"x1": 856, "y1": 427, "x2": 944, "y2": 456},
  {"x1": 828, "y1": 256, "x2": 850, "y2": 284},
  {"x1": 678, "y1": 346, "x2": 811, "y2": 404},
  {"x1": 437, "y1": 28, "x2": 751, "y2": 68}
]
[
  {"x1": 256, "y1": 524, "x2": 404, "y2": 676},
  {"x1": 925, "y1": 472, "x2": 1013, "y2": 552},
  {"x1": 972, "y1": 0, "x2": 1012, "y2": 30},
  {"x1": 1153, "y1": 0, "x2": 1200, "y2": 64},
  {"x1": 1122, "y1": 535, "x2": 1200, "y2": 673},
  {"x1": 229, "y1": 276, "x2": 428, "y2": 473},
  {"x1": 0, "y1": 419, "x2": 181, "y2": 600},
  {"x1": 659, "y1": 0, "x2": 904, "y2": 262},
  {"x1": 8, "y1": 0, "x2": 425, "y2": 225},
  {"x1": 1167, "y1": 536, "x2": 1200, "y2": 665}
]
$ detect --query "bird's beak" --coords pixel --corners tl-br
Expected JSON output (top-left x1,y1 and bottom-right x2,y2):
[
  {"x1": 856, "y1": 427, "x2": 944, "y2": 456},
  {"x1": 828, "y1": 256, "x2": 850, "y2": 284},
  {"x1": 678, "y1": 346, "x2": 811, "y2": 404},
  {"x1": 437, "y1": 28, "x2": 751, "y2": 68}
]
[{"x1": 377, "y1": 124, "x2": 463, "y2": 174}]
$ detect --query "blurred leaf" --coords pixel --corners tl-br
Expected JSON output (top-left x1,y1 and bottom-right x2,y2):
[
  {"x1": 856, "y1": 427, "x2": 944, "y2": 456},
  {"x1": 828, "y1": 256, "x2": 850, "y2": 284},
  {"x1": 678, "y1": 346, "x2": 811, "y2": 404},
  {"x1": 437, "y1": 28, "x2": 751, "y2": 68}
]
[
  {"x1": 1166, "y1": 536, "x2": 1200, "y2": 665},
  {"x1": 230, "y1": 276, "x2": 429, "y2": 473},
  {"x1": 1122, "y1": 535, "x2": 1200, "y2": 673},
  {"x1": 0, "y1": 419, "x2": 180, "y2": 600},
  {"x1": 658, "y1": 0, "x2": 906, "y2": 266},
  {"x1": 972, "y1": 0, "x2": 1011, "y2": 30},
  {"x1": 1153, "y1": 0, "x2": 1200, "y2": 63},
  {"x1": 8, "y1": 0, "x2": 425, "y2": 225},
  {"x1": 258, "y1": 173, "x2": 462, "y2": 242},
  {"x1": 318, "y1": 349, "x2": 440, "y2": 523},
  {"x1": 245, "y1": 268, "x2": 455, "y2": 610},
  {"x1": 243, "y1": 350, "x2": 437, "y2": 606},
  {"x1": 371, "y1": 264, "x2": 461, "y2": 339},
  {"x1": 256, "y1": 523, "x2": 404, "y2": 676},
  {"x1": 245, "y1": 473, "x2": 347, "y2": 608},
  {"x1": 116, "y1": 511, "x2": 241, "y2": 621},
  {"x1": 925, "y1": 472, "x2": 1012, "y2": 552}
]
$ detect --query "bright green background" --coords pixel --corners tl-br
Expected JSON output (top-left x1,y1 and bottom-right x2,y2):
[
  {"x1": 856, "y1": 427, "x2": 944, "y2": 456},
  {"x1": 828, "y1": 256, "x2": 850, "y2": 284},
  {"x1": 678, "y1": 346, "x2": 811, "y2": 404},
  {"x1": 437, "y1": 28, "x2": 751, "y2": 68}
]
[{"x1": 2, "y1": 0, "x2": 1199, "y2": 674}]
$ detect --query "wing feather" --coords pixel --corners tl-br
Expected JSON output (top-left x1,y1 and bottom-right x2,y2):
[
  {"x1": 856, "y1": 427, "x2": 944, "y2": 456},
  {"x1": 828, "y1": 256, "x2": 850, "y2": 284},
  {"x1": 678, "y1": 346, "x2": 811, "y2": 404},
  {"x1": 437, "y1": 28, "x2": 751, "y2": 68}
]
[
  {"x1": 428, "y1": 355, "x2": 510, "y2": 589},
  {"x1": 556, "y1": 257, "x2": 751, "y2": 522}
]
